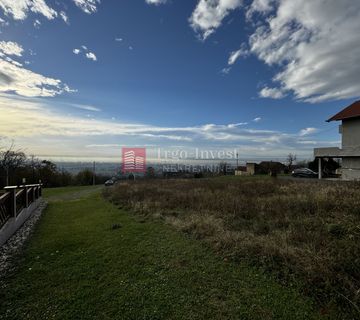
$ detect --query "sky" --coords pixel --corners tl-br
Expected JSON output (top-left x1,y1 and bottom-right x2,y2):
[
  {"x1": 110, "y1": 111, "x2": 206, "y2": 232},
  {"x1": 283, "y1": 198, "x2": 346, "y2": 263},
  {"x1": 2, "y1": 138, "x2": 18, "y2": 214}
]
[{"x1": 0, "y1": 0, "x2": 359, "y2": 163}]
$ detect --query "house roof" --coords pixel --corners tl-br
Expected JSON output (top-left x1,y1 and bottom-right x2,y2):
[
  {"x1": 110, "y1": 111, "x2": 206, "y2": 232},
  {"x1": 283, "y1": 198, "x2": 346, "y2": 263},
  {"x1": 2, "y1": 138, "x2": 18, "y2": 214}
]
[{"x1": 327, "y1": 100, "x2": 360, "y2": 122}]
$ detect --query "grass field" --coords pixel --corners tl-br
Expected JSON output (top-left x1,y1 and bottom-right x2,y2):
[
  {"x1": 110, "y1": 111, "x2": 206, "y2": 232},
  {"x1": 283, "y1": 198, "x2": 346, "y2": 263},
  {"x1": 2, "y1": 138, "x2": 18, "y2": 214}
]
[
  {"x1": 0, "y1": 185, "x2": 326, "y2": 320},
  {"x1": 105, "y1": 177, "x2": 360, "y2": 318}
]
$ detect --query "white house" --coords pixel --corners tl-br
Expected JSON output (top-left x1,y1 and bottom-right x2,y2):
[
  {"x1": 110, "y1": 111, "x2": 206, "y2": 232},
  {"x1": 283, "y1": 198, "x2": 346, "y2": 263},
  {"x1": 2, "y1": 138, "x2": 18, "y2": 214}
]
[{"x1": 314, "y1": 101, "x2": 360, "y2": 180}]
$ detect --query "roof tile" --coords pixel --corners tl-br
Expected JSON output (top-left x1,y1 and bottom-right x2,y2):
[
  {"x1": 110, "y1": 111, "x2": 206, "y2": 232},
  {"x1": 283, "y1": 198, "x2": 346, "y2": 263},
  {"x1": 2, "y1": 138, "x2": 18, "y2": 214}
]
[{"x1": 327, "y1": 100, "x2": 360, "y2": 122}]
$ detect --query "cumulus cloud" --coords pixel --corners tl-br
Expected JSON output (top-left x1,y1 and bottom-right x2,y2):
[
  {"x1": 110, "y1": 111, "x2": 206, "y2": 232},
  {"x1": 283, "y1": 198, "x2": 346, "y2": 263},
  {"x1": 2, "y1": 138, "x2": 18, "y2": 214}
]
[
  {"x1": 249, "y1": 0, "x2": 360, "y2": 102},
  {"x1": 85, "y1": 52, "x2": 97, "y2": 61},
  {"x1": 0, "y1": 41, "x2": 73, "y2": 97},
  {"x1": 190, "y1": 0, "x2": 243, "y2": 40},
  {"x1": 73, "y1": 46, "x2": 97, "y2": 61},
  {"x1": 253, "y1": 117, "x2": 261, "y2": 122},
  {"x1": 192, "y1": 0, "x2": 360, "y2": 103},
  {"x1": 0, "y1": 59, "x2": 73, "y2": 97},
  {"x1": 246, "y1": 0, "x2": 274, "y2": 20},
  {"x1": 0, "y1": 41, "x2": 23, "y2": 56},
  {"x1": 0, "y1": 0, "x2": 57, "y2": 20},
  {"x1": 259, "y1": 87, "x2": 285, "y2": 99},
  {"x1": 0, "y1": 0, "x2": 100, "y2": 24},
  {"x1": 73, "y1": 0, "x2": 100, "y2": 14}
]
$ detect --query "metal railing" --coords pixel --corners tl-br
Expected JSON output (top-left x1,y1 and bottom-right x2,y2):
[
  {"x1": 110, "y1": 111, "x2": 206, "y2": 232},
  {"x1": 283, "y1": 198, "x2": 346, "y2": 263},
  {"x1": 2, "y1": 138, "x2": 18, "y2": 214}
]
[{"x1": 0, "y1": 184, "x2": 42, "y2": 229}]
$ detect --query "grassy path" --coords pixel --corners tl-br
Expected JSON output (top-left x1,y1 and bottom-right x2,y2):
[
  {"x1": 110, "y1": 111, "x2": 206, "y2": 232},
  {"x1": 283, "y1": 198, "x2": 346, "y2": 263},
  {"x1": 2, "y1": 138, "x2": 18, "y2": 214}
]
[{"x1": 0, "y1": 187, "x2": 325, "y2": 320}]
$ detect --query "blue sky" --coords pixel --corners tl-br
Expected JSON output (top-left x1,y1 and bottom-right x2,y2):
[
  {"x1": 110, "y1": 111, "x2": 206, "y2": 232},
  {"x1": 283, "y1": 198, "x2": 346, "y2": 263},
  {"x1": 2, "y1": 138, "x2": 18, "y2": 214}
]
[{"x1": 0, "y1": 0, "x2": 359, "y2": 162}]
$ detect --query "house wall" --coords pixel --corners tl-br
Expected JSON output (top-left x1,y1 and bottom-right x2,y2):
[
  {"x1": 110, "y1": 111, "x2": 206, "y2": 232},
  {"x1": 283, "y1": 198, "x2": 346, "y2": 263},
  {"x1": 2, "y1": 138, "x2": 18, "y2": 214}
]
[
  {"x1": 342, "y1": 118, "x2": 360, "y2": 148},
  {"x1": 341, "y1": 158, "x2": 360, "y2": 180},
  {"x1": 246, "y1": 163, "x2": 256, "y2": 175}
]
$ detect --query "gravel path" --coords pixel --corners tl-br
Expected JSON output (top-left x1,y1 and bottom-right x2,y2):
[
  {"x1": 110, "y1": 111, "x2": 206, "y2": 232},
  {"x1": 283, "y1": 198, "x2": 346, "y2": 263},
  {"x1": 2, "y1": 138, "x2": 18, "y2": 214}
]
[{"x1": 0, "y1": 201, "x2": 47, "y2": 279}]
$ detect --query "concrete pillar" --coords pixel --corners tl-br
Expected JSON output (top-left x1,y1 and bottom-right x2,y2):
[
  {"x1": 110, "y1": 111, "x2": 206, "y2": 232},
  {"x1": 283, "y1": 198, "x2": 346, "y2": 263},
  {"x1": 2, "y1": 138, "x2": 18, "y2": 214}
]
[{"x1": 318, "y1": 158, "x2": 322, "y2": 180}]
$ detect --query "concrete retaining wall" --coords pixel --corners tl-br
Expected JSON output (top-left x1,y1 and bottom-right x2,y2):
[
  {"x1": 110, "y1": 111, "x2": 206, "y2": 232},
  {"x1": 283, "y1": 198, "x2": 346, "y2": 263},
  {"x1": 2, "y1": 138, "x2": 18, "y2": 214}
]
[{"x1": 0, "y1": 199, "x2": 42, "y2": 246}]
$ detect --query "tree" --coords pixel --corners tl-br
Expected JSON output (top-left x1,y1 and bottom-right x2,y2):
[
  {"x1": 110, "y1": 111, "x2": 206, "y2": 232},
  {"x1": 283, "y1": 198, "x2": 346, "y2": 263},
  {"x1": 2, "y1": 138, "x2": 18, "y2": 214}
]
[
  {"x1": 0, "y1": 144, "x2": 26, "y2": 186},
  {"x1": 286, "y1": 153, "x2": 297, "y2": 171},
  {"x1": 75, "y1": 169, "x2": 94, "y2": 186},
  {"x1": 39, "y1": 160, "x2": 60, "y2": 187}
]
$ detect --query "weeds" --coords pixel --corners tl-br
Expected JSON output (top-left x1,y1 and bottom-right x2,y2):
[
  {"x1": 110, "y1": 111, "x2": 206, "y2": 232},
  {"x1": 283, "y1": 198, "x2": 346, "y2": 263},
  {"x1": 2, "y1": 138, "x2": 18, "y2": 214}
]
[{"x1": 104, "y1": 177, "x2": 360, "y2": 317}]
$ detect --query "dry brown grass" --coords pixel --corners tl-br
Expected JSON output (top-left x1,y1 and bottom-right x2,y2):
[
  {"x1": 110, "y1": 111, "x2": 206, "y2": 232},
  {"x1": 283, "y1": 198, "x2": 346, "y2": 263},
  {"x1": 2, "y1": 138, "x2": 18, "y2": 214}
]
[{"x1": 104, "y1": 177, "x2": 360, "y2": 316}]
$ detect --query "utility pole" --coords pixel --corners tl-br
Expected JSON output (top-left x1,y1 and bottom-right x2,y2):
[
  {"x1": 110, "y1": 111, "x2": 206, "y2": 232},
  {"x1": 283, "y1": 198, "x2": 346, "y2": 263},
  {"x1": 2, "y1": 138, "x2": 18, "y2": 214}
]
[
  {"x1": 236, "y1": 152, "x2": 239, "y2": 169},
  {"x1": 92, "y1": 161, "x2": 96, "y2": 185}
]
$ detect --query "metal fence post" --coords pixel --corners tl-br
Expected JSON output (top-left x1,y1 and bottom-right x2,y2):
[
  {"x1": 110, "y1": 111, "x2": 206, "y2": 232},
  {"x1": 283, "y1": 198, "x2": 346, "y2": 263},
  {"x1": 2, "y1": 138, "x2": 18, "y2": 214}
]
[
  {"x1": 10, "y1": 188, "x2": 16, "y2": 218},
  {"x1": 24, "y1": 186, "x2": 29, "y2": 207}
]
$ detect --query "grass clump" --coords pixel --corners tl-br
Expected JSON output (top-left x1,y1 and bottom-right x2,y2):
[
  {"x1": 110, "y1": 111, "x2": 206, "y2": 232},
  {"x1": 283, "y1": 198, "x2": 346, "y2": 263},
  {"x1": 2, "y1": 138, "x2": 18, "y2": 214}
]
[{"x1": 105, "y1": 177, "x2": 360, "y2": 318}]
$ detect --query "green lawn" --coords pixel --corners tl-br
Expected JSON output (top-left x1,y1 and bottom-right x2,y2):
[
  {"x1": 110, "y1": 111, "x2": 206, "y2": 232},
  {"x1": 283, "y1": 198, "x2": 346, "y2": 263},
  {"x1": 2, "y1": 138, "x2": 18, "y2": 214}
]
[{"x1": 0, "y1": 187, "x2": 325, "y2": 320}]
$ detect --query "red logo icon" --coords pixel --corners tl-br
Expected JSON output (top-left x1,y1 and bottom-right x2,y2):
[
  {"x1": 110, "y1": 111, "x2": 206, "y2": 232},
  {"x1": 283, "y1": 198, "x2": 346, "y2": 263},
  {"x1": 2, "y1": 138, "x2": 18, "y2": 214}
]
[{"x1": 122, "y1": 148, "x2": 146, "y2": 173}]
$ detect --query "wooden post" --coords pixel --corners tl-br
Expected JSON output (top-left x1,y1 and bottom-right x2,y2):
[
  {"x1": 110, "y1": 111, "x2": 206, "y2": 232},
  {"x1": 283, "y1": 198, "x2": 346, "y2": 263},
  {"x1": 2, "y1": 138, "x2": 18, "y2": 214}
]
[{"x1": 318, "y1": 158, "x2": 322, "y2": 180}]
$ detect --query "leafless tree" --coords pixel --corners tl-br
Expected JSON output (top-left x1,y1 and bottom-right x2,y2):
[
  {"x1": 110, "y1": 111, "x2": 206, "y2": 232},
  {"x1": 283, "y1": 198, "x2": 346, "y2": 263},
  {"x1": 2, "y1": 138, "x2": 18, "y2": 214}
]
[
  {"x1": 0, "y1": 143, "x2": 26, "y2": 186},
  {"x1": 286, "y1": 153, "x2": 297, "y2": 170}
]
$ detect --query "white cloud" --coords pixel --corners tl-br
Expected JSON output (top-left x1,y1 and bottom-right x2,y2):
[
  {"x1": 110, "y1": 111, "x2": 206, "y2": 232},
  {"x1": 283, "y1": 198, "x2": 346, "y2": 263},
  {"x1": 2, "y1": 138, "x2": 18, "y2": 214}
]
[
  {"x1": 221, "y1": 67, "x2": 231, "y2": 74},
  {"x1": 299, "y1": 127, "x2": 318, "y2": 137},
  {"x1": 0, "y1": 94, "x2": 339, "y2": 159},
  {"x1": 189, "y1": 0, "x2": 243, "y2": 40},
  {"x1": 0, "y1": 17, "x2": 9, "y2": 26},
  {"x1": 246, "y1": 0, "x2": 274, "y2": 20},
  {"x1": 0, "y1": 0, "x2": 57, "y2": 20},
  {"x1": 247, "y1": 0, "x2": 360, "y2": 102},
  {"x1": 259, "y1": 87, "x2": 285, "y2": 99},
  {"x1": 60, "y1": 11, "x2": 69, "y2": 24},
  {"x1": 0, "y1": 42, "x2": 73, "y2": 97},
  {"x1": 228, "y1": 44, "x2": 248, "y2": 65},
  {"x1": 227, "y1": 122, "x2": 248, "y2": 128},
  {"x1": 0, "y1": 59, "x2": 73, "y2": 97},
  {"x1": 253, "y1": 117, "x2": 261, "y2": 122},
  {"x1": 145, "y1": 0, "x2": 167, "y2": 5},
  {"x1": 86, "y1": 52, "x2": 97, "y2": 61},
  {"x1": 73, "y1": 46, "x2": 97, "y2": 61},
  {"x1": 115, "y1": 38, "x2": 123, "y2": 42},
  {"x1": 0, "y1": 41, "x2": 23, "y2": 56},
  {"x1": 71, "y1": 104, "x2": 101, "y2": 112},
  {"x1": 191, "y1": 0, "x2": 360, "y2": 103},
  {"x1": 73, "y1": 0, "x2": 100, "y2": 14},
  {"x1": 33, "y1": 19, "x2": 41, "y2": 28}
]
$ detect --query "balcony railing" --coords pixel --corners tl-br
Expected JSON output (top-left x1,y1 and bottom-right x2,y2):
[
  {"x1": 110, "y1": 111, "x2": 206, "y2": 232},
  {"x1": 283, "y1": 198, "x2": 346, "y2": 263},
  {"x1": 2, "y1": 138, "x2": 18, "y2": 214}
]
[{"x1": 0, "y1": 184, "x2": 42, "y2": 230}]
